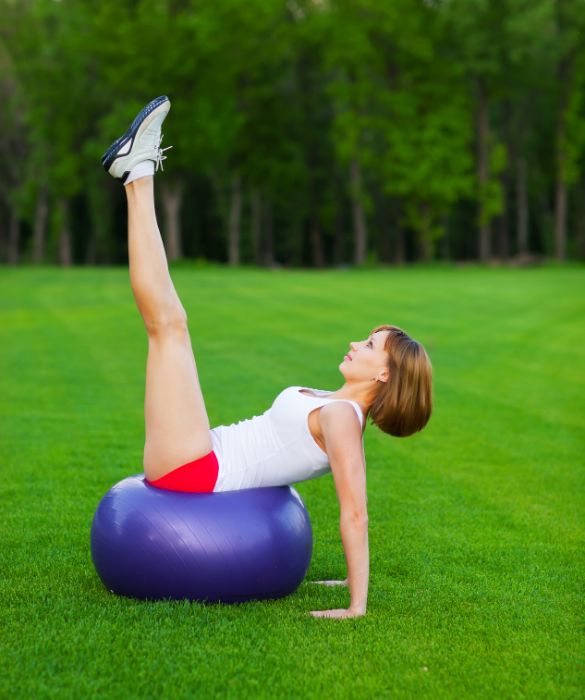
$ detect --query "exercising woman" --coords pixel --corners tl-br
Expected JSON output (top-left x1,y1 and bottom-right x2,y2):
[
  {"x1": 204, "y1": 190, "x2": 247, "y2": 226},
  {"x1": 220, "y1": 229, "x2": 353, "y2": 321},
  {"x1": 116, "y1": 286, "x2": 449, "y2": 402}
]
[{"x1": 102, "y1": 96, "x2": 433, "y2": 619}]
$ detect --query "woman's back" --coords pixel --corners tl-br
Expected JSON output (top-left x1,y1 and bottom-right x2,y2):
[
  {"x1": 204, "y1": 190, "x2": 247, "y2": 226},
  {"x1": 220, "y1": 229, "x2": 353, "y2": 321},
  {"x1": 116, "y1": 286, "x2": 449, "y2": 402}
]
[{"x1": 210, "y1": 386, "x2": 365, "y2": 492}]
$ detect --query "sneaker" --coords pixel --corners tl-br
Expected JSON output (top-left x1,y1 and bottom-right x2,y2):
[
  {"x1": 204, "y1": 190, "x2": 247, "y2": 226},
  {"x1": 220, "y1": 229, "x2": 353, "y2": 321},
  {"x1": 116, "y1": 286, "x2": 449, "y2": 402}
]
[{"x1": 101, "y1": 95, "x2": 172, "y2": 184}]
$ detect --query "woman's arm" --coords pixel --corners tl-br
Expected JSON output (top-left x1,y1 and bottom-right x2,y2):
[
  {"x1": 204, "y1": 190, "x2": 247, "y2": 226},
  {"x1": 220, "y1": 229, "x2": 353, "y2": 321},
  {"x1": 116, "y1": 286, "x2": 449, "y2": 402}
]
[
  {"x1": 310, "y1": 402, "x2": 369, "y2": 619},
  {"x1": 340, "y1": 513, "x2": 369, "y2": 614}
]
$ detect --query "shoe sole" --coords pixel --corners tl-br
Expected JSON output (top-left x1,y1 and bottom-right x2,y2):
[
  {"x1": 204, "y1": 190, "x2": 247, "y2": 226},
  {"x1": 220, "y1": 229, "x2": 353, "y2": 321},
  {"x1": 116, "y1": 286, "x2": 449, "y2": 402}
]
[{"x1": 101, "y1": 95, "x2": 170, "y2": 182}]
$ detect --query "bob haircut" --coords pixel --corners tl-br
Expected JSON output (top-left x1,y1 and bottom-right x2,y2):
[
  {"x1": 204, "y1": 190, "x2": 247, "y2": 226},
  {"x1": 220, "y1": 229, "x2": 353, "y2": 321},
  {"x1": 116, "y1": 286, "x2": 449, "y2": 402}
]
[{"x1": 368, "y1": 324, "x2": 433, "y2": 437}]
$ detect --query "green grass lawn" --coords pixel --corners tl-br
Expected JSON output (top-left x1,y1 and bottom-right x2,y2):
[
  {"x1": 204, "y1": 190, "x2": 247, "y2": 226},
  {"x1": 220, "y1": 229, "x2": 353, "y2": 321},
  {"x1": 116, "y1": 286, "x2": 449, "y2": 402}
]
[{"x1": 1, "y1": 263, "x2": 583, "y2": 699}]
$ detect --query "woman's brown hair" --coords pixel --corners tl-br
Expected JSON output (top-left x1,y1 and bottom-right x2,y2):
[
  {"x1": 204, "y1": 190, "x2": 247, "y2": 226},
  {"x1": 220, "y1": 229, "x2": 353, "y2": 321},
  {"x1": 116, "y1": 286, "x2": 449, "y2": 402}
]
[{"x1": 368, "y1": 324, "x2": 433, "y2": 437}]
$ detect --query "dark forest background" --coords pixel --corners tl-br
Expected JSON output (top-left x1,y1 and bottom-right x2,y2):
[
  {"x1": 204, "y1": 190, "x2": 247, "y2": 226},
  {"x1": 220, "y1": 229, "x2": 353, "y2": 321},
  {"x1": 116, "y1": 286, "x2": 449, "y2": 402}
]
[{"x1": 1, "y1": 0, "x2": 585, "y2": 268}]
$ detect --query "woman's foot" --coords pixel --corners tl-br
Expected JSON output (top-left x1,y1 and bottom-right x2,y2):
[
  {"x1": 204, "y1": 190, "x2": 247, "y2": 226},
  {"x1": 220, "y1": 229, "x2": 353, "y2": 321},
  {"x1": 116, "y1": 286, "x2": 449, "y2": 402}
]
[{"x1": 101, "y1": 95, "x2": 172, "y2": 185}]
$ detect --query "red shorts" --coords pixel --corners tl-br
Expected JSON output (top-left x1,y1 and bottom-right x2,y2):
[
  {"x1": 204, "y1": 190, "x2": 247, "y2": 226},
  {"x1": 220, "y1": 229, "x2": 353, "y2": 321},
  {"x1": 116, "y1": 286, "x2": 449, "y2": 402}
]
[{"x1": 145, "y1": 450, "x2": 219, "y2": 493}]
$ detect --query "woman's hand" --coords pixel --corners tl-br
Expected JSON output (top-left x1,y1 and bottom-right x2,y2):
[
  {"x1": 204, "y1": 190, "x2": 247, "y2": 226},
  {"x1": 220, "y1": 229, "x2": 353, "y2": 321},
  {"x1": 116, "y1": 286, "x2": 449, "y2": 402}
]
[
  {"x1": 309, "y1": 607, "x2": 365, "y2": 619},
  {"x1": 309, "y1": 580, "x2": 364, "y2": 617}
]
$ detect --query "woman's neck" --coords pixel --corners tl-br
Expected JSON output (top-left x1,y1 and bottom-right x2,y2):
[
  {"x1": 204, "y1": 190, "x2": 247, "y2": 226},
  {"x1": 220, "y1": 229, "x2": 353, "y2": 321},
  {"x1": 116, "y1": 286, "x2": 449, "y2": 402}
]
[{"x1": 326, "y1": 381, "x2": 377, "y2": 418}]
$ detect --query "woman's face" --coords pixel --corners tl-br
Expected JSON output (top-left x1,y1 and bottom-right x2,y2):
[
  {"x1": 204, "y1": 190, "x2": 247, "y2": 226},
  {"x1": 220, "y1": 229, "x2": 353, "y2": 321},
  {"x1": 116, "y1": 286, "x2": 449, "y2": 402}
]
[{"x1": 339, "y1": 330, "x2": 391, "y2": 383}]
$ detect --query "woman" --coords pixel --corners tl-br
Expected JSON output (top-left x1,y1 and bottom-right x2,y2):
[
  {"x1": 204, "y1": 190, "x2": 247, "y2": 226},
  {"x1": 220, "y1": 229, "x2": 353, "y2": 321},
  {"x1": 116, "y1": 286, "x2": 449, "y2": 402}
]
[{"x1": 102, "y1": 96, "x2": 433, "y2": 619}]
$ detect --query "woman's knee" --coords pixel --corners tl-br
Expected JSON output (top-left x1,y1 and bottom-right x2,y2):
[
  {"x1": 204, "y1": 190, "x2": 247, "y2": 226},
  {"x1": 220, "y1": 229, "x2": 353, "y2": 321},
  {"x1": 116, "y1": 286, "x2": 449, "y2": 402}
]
[{"x1": 144, "y1": 307, "x2": 189, "y2": 337}]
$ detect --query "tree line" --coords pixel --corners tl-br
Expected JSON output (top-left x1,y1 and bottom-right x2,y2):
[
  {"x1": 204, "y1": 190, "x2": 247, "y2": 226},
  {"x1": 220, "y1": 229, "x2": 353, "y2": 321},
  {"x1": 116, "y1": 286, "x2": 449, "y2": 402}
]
[{"x1": 1, "y1": 0, "x2": 584, "y2": 268}]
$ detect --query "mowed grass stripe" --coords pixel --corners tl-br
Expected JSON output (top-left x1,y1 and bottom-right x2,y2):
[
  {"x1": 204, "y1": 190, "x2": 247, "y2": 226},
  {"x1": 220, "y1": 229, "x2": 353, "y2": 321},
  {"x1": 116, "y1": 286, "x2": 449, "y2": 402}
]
[{"x1": 0, "y1": 264, "x2": 583, "y2": 699}]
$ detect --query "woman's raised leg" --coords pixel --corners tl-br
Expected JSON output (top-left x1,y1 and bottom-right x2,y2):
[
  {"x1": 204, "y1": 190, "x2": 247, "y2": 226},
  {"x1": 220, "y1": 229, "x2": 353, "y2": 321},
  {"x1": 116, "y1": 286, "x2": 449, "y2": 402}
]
[{"x1": 125, "y1": 175, "x2": 212, "y2": 481}]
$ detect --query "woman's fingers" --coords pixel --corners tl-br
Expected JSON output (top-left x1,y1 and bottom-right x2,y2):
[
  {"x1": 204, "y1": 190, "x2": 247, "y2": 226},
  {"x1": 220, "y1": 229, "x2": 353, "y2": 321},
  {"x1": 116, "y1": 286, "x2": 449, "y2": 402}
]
[{"x1": 310, "y1": 608, "x2": 364, "y2": 619}]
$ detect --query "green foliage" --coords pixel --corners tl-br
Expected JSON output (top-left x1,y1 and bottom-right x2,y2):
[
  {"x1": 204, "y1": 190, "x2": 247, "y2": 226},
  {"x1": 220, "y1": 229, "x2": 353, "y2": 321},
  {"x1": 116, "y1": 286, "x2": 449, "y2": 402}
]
[
  {"x1": 1, "y1": 0, "x2": 585, "y2": 264},
  {"x1": 563, "y1": 60, "x2": 585, "y2": 185}
]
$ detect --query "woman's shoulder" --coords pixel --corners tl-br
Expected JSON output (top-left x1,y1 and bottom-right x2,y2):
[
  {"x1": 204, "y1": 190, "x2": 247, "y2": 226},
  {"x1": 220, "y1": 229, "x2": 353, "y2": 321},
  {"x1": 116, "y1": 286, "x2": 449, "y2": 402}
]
[
  {"x1": 319, "y1": 399, "x2": 363, "y2": 420},
  {"x1": 318, "y1": 400, "x2": 365, "y2": 438}
]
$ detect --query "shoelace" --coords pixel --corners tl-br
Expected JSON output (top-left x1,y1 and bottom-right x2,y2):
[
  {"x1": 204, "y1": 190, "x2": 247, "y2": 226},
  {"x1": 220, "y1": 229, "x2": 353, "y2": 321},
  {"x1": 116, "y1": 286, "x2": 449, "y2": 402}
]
[{"x1": 154, "y1": 133, "x2": 173, "y2": 172}]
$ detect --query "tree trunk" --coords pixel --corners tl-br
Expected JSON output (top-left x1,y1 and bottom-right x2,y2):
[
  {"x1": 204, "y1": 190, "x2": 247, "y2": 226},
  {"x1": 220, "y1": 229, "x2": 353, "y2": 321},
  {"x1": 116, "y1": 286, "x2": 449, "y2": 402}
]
[
  {"x1": 417, "y1": 201, "x2": 433, "y2": 262},
  {"x1": 496, "y1": 170, "x2": 511, "y2": 261},
  {"x1": 85, "y1": 178, "x2": 114, "y2": 264},
  {"x1": 497, "y1": 99, "x2": 514, "y2": 261},
  {"x1": 57, "y1": 197, "x2": 72, "y2": 266},
  {"x1": 85, "y1": 234, "x2": 96, "y2": 265},
  {"x1": 373, "y1": 187, "x2": 391, "y2": 264},
  {"x1": 440, "y1": 215, "x2": 450, "y2": 261},
  {"x1": 250, "y1": 187, "x2": 262, "y2": 265},
  {"x1": 536, "y1": 191, "x2": 553, "y2": 256},
  {"x1": 554, "y1": 80, "x2": 568, "y2": 262},
  {"x1": 516, "y1": 155, "x2": 529, "y2": 256},
  {"x1": 380, "y1": 219, "x2": 392, "y2": 264},
  {"x1": 476, "y1": 76, "x2": 491, "y2": 261},
  {"x1": 418, "y1": 232, "x2": 432, "y2": 262},
  {"x1": 394, "y1": 227, "x2": 406, "y2": 265},
  {"x1": 333, "y1": 202, "x2": 344, "y2": 266},
  {"x1": 310, "y1": 217, "x2": 325, "y2": 268},
  {"x1": 0, "y1": 209, "x2": 5, "y2": 262},
  {"x1": 350, "y1": 157, "x2": 367, "y2": 266},
  {"x1": 161, "y1": 180, "x2": 184, "y2": 261},
  {"x1": 554, "y1": 149, "x2": 568, "y2": 262},
  {"x1": 495, "y1": 206, "x2": 509, "y2": 261},
  {"x1": 8, "y1": 208, "x2": 19, "y2": 265},
  {"x1": 209, "y1": 169, "x2": 230, "y2": 262},
  {"x1": 393, "y1": 200, "x2": 406, "y2": 265},
  {"x1": 553, "y1": 2, "x2": 573, "y2": 262},
  {"x1": 263, "y1": 200, "x2": 274, "y2": 267},
  {"x1": 228, "y1": 174, "x2": 241, "y2": 266},
  {"x1": 32, "y1": 185, "x2": 48, "y2": 263},
  {"x1": 576, "y1": 179, "x2": 585, "y2": 259}
]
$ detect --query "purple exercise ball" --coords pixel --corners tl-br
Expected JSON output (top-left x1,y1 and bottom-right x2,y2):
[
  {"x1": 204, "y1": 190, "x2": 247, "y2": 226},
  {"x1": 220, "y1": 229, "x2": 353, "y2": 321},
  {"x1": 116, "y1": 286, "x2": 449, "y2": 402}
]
[{"x1": 90, "y1": 475, "x2": 313, "y2": 604}]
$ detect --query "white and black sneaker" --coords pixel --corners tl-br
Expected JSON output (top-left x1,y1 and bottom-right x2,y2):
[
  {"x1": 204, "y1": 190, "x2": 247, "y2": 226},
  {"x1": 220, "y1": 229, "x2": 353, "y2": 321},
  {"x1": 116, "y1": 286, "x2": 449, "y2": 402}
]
[{"x1": 101, "y1": 95, "x2": 172, "y2": 184}]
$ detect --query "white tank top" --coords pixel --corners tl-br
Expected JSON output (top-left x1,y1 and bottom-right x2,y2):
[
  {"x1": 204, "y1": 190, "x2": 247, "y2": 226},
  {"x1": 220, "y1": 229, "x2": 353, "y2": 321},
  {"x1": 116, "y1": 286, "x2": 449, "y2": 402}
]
[{"x1": 209, "y1": 385, "x2": 365, "y2": 492}]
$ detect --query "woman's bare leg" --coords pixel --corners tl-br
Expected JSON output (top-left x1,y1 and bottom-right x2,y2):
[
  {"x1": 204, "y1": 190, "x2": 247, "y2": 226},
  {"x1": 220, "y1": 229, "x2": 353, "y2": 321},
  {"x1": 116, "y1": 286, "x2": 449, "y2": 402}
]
[{"x1": 125, "y1": 176, "x2": 212, "y2": 481}]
